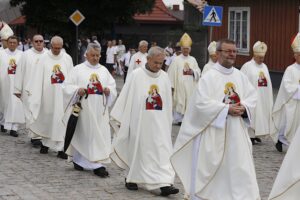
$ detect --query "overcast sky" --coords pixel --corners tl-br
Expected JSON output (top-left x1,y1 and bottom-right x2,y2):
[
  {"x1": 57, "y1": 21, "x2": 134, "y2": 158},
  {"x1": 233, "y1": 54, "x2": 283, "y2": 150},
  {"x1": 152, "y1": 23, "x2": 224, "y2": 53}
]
[{"x1": 163, "y1": 0, "x2": 183, "y2": 9}]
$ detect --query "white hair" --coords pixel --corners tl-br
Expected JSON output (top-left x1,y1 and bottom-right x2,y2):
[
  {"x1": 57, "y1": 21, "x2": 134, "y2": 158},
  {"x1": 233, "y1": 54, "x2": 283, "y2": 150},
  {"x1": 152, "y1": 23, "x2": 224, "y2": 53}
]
[
  {"x1": 147, "y1": 46, "x2": 165, "y2": 58},
  {"x1": 86, "y1": 42, "x2": 101, "y2": 53},
  {"x1": 51, "y1": 36, "x2": 63, "y2": 45},
  {"x1": 139, "y1": 40, "x2": 148, "y2": 47}
]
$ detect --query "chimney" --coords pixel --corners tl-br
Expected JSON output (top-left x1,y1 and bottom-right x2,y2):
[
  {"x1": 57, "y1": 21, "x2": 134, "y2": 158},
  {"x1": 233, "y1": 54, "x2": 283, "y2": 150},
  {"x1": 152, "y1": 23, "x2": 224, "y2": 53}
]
[{"x1": 173, "y1": 4, "x2": 180, "y2": 11}]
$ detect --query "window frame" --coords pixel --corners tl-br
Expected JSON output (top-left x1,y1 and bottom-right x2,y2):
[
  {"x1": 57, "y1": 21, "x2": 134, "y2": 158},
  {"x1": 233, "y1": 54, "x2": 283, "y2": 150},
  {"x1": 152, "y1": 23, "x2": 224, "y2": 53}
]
[{"x1": 228, "y1": 7, "x2": 251, "y2": 55}]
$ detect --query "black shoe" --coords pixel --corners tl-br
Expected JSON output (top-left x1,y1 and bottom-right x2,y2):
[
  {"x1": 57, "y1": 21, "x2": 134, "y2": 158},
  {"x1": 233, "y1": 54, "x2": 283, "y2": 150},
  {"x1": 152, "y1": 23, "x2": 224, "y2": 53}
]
[
  {"x1": 93, "y1": 167, "x2": 109, "y2": 178},
  {"x1": 250, "y1": 138, "x2": 256, "y2": 145},
  {"x1": 275, "y1": 140, "x2": 283, "y2": 152},
  {"x1": 73, "y1": 162, "x2": 84, "y2": 171},
  {"x1": 160, "y1": 186, "x2": 179, "y2": 196},
  {"x1": 9, "y1": 130, "x2": 18, "y2": 137},
  {"x1": 1, "y1": 125, "x2": 6, "y2": 133},
  {"x1": 125, "y1": 178, "x2": 138, "y2": 190},
  {"x1": 176, "y1": 122, "x2": 182, "y2": 126},
  {"x1": 40, "y1": 145, "x2": 49, "y2": 154},
  {"x1": 254, "y1": 137, "x2": 262, "y2": 143},
  {"x1": 31, "y1": 139, "x2": 42, "y2": 148},
  {"x1": 57, "y1": 151, "x2": 68, "y2": 159}
]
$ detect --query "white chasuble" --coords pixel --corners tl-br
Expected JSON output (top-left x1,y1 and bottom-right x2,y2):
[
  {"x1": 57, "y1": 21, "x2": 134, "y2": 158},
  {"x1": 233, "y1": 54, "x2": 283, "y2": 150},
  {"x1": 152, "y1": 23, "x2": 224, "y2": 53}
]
[
  {"x1": 171, "y1": 63, "x2": 260, "y2": 200},
  {"x1": 268, "y1": 125, "x2": 300, "y2": 200},
  {"x1": 28, "y1": 51, "x2": 73, "y2": 150},
  {"x1": 167, "y1": 54, "x2": 201, "y2": 116},
  {"x1": 63, "y1": 62, "x2": 117, "y2": 163},
  {"x1": 14, "y1": 48, "x2": 47, "y2": 124},
  {"x1": 110, "y1": 67, "x2": 175, "y2": 190},
  {"x1": 241, "y1": 59, "x2": 273, "y2": 137},
  {"x1": 127, "y1": 51, "x2": 147, "y2": 76},
  {"x1": 0, "y1": 49, "x2": 24, "y2": 129},
  {"x1": 271, "y1": 63, "x2": 300, "y2": 144},
  {"x1": 201, "y1": 59, "x2": 216, "y2": 75}
]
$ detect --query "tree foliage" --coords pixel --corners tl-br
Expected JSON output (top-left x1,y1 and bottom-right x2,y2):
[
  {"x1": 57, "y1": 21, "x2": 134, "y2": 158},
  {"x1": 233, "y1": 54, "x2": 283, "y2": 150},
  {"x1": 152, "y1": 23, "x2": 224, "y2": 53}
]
[{"x1": 10, "y1": 0, "x2": 155, "y2": 37}]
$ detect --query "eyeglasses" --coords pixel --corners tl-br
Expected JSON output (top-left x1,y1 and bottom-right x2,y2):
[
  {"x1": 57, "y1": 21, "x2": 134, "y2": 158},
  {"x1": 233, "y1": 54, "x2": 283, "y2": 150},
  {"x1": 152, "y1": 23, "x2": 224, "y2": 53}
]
[
  {"x1": 218, "y1": 49, "x2": 237, "y2": 54},
  {"x1": 34, "y1": 40, "x2": 44, "y2": 43}
]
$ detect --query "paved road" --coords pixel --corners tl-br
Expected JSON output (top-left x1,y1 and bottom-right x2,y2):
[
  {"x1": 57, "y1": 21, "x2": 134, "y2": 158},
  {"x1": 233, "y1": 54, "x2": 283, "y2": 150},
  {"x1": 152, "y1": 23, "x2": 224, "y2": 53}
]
[{"x1": 0, "y1": 76, "x2": 285, "y2": 200}]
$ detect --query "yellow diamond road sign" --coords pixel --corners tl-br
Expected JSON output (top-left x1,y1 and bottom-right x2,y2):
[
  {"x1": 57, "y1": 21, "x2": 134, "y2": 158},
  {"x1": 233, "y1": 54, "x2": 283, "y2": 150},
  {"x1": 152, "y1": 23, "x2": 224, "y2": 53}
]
[{"x1": 70, "y1": 10, "x2": 85, "y2": 26}]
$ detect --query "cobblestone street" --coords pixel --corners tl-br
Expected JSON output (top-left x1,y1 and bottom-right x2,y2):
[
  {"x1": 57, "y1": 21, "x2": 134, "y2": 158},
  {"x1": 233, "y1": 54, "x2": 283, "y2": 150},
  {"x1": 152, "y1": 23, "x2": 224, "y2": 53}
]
[{"x1": 0, "y1": 76, "x2": 285, "y2": 200}]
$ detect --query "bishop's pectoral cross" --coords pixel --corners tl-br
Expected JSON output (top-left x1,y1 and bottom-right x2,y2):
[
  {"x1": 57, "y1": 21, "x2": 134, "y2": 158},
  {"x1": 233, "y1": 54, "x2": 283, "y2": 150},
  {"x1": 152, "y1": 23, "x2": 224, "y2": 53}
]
[{"x1": 136, "y1": 59, "x2": 141, "y2": 65}]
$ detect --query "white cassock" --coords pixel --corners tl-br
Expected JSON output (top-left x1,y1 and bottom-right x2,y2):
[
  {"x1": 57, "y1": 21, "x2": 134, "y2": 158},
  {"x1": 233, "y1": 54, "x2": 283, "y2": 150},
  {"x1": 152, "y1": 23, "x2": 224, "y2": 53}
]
[
  {"x1": 167, "y1": 54, "x2": 201, "y2": 123},
  {"x1": 268, "y1": 125, "x2": 300, "y2": 200},
  {"x1": 240, "y1": 59, "x2": 273, "y2": 137},
  {"x1": 171, "y1": 63, "x2": 260, "y2": 200},
  {"x1": 110, "y1": 67, "x2": 175, "y2": 190},
  {"x1": 0, "y1": 48, "x2": 24, "y2": 131},
  {"x1": 127, "y1": 51, "x2": 147, "y2": 76},
  {"x1": 201, "y1": 59, "x2": 216, "y2": 75},
  {"x1": 63, "y1": 61, "x2": 117, "y2": 168},
  {"x1": 14, "y1": 48, "x2": 48, "y2": 126},
  {"x1": 271, "y1": 62, "x2": 300, "y2": 145},
  {"x1": 28, "y1": 51, "x2": 73, "y2": 151}
]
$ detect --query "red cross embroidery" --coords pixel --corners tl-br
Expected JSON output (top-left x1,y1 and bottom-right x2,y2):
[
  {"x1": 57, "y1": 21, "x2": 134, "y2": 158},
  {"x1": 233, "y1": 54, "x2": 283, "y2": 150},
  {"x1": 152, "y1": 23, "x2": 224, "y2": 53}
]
[{"x1": 136, "y1": 59, "x2": 141, "y2": 64}]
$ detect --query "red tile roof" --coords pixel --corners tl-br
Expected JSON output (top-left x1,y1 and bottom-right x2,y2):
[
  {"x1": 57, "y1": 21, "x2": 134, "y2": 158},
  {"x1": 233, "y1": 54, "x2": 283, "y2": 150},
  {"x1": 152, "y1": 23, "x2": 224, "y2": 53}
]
[
  {"x1": 133, "y1": 0, "x2": 183, "y2": 24},
  {"x1": 9, "y1": 15, "x2": 25, "y2": 25}
]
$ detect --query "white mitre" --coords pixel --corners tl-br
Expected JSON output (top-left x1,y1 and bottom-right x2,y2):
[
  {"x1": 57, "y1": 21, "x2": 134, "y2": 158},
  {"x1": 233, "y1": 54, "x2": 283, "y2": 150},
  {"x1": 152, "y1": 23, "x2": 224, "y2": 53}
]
[
  {"x1": 291, "y1": 33, "x2": 300, "y2": 53},
  {"x1": 0, "y1": 21, "x2": 14, "y2": 40},
  {"x1": 253, "y1": 41, "x2": 267, "y2": 56},
  {"x1": 208, "y1": 41, "x2": 217, "y2": 55}
]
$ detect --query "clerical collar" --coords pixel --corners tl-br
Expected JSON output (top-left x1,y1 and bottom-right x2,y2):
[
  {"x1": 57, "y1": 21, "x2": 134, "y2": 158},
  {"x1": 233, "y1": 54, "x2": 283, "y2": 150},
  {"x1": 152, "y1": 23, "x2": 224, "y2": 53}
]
[
  {"x1": 48, "y1": 50, "x2": 63, "y2": 60},
  {"x1": 5, "y1": 48, "x2": 18, "y2": 55},
  {"x1": 143, "y1": 64, "x2": 161, "y2": 78},
  {"x1": 32, "y1": 48, "x2": 46, "y2": 54},
  {"x1": 295, "y1": 62, "x2": 300, "y2": 69},
  {"x1": 84, "y1": 61, "x2": 100, "y2": 69},
  {"x1": 180, "y1": 54, "x2": 189, "y2": 59},
  {"x1": 251, "y1": 58, "x2": 263, "y2": 68},
  {"x1": 213, "y1": 62, "x2": 234, "y2": 74}
]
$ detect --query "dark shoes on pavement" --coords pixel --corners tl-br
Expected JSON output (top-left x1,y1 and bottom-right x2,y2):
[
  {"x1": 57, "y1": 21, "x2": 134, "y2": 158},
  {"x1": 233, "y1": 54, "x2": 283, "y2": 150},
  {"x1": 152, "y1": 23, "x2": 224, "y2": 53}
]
[
  {"x1": 40, "y1": 145, "x2": 49, "y2": 154},
  {"x1": 251, "y1": 137, "x2": 262, "y2": 145},
  {"x1": 93, "y1": 167, "x2": 109, "y2": 178},
  {"x1": 31, "y1": 139, "x2": 42, "y2": 148},
  {"x1": 9, "y1": 130, "x2": 18, "y2": 137},
  {"x1": 160, "y1": 186, "x2": 179, "y2": 196},
  {"x1": 73, "y1": 162, "x2": 84, "y2": 171},
  {"x1": 1, "y1": 125, "x2": 6, "y2": 133},
  {"x1": 125, "y1": 179, "x2": 138, "y2": 190},
  {"x1": 275, "y1": 140, "x2": 283, "y2": 152},
  {"x1": 57, "y1": 151, "x2": 68, "y2": 159}
]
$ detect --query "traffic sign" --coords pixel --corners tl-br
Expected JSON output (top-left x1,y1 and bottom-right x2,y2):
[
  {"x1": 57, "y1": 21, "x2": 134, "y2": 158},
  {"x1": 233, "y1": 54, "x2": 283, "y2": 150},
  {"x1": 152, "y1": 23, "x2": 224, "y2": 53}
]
[
  {"x1": 202, "y1": 5, "x2": 223, "y2": 26},
  {"x1": 69, "y1": 10, "x2": 85, "y2": 26}
]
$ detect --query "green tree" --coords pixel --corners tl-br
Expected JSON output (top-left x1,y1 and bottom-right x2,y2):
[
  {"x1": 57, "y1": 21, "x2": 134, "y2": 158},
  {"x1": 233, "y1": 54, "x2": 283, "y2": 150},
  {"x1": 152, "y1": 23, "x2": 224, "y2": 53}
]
[{"x1": 10, "y1": 0, "x2": 155, "y2": 36}]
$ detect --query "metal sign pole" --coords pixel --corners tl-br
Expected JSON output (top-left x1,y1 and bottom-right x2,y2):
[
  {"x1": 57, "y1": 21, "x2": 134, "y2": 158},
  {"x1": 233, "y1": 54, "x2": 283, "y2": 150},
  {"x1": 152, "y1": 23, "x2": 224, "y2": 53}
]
[
  {"x1": 76, "y1": 25, "x2": 78, "y2": 65},
  {"x1": 209, "y1": 26, "x2": 213, "y2": 43}
]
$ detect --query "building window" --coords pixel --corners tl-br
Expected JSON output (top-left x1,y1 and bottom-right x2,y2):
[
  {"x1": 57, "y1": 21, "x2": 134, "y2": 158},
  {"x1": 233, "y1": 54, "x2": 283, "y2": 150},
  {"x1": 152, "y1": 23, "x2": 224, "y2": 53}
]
[{"x1": 228, "y1": 7, "x2": 250, "y2": 54}]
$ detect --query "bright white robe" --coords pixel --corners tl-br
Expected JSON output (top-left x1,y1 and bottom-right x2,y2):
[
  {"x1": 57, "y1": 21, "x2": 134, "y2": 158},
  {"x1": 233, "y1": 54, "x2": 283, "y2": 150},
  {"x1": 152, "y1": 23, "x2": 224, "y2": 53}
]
[
  {"x1": 63, "y1": 61, "x2": 117, "y2": 164},
  {"x1": 127, "y1": 51, "x2": 147, "y2": 76},
  {"x1": 14, "y1": 48, "x2": 47, "y2": 124},
  {"x1": 0, "y1": 48, "x2": 24, "y2": 130},
  {"x1": 241, "y1": 59, "x2": 273, "y2": 137},
  {"x1": 268, "y1": 125, "x2": 300, "y2": 200},
  {"x1": 167, "y1": 54, "x2": 201, "y2": 118},
  {"x1": 28, "y1": 51, "x2": 73, "y2": 150},
  {"x1": 271, "y1": 63, "x2": 300, "y2": 144},
  {"x1": 110, "y1": 67, "x2": 175, "y2": 190},
  {"x1": 202, "y1": 59, "x2": 216, "y2": 75},
  {"x1": 171, "y1": 63, "x2": 260, "y2": 200}
]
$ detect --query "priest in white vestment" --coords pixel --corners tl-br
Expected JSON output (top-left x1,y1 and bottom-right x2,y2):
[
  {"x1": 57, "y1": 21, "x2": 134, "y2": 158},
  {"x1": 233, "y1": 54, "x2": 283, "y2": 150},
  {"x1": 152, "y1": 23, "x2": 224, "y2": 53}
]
[
  {"x1": 0, "y1": 36, "x2": 24, "y2": 137},
  {"x1": 268, "y1": 125, "x2": 300, "y2": 200},
  {"x1": 127, "y1": 40, "x2": 148, "y2": 76},
  {"x1": 241, "y1": 41, "x2": 273, "y2": 144},
  {"x1": 271, "y1": 33, "x2": 300, "y2": 152},
  {"x1": 63, "y1": 43, "x2": 116, "y2": 178},
  {"x1": 14, "y1": 35, "x2": 47, "y2": 145},
  {"x1": 110, "y1": 46, "x2": 179, "y2": 196},
  {"x1": 202, "y1": 41, "x2": 218, "y2": 75},
  {"x1": 171, "y1": 39, "x2": 260, "y2": 200},
  {"x1": 28, "y1": 36, "x2": 73, "y2": 159},
  {"x1": 0, "y1": 21, "x2": 14, "y2": 50},
  {"x1": 167, "y1": 33, "x2": 201, "y2": 124}
]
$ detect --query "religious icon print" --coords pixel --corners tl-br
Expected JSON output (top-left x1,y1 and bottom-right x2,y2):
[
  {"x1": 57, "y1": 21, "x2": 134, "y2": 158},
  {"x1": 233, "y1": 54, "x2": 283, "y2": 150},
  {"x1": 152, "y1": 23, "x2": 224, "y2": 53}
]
[
  {"x1": 258, "y1": 71, "x2": 267, "y2": 87},
  {"x1": 51, "y1": 64, "x2": 65, "y2": 84},
  {"x1": 223, "y1": 82, "x2": 240, "y2": 104},
  {"x1": 87, "y1": 73, "x2": 103, "y2": 95},
  {"x1": 7, "y1": 58, "x2": 17, "y2": 74},
  {"x1": 183, "y1": 62, "x2": 193, "y2": 75},
  {"x1": 146, "y1": 84, "x2": 163, "y2": 110}
]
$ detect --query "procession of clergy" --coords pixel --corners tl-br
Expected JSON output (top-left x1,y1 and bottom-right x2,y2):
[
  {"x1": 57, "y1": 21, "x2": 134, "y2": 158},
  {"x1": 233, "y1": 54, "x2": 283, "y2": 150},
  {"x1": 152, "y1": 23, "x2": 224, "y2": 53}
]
[{"x1": 1, "y1": 19, "x2": 300, "y2": 199}]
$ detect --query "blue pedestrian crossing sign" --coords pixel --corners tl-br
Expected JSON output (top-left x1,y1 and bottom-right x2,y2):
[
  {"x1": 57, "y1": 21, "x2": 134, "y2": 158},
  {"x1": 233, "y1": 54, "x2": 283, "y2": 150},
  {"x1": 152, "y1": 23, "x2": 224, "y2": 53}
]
[{"x1": 202, "y1": 5, "x2": 223, "y2": 26}]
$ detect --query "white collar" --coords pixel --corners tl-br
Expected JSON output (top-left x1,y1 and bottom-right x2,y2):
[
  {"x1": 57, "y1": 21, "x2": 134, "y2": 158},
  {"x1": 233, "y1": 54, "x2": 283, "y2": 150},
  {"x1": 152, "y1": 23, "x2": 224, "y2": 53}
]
[
  {"x1": 84, "y1": 61, "x2": 100, "y2": 69},
  {"x1": 47, "y1": 50, "x2": 63, "y2": 60},
  {"x1": 251, "y1": 58, "x2": 264, "y2": 68},
  {"x1": 213, "y1": 62, "x2": 234, "y2": 74},
  {"x1": 180, "y1": 54, "x2": 190, "y2": 59},
  {"x1": 142, "y1": 65, "x2": 161, "y2": 78},
  {"x1": 5, "y1": 48, "x2": 18, "y2": 55},
  {"x1": 32, "y1": 48, "x2": 46, "y2": 54}
]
